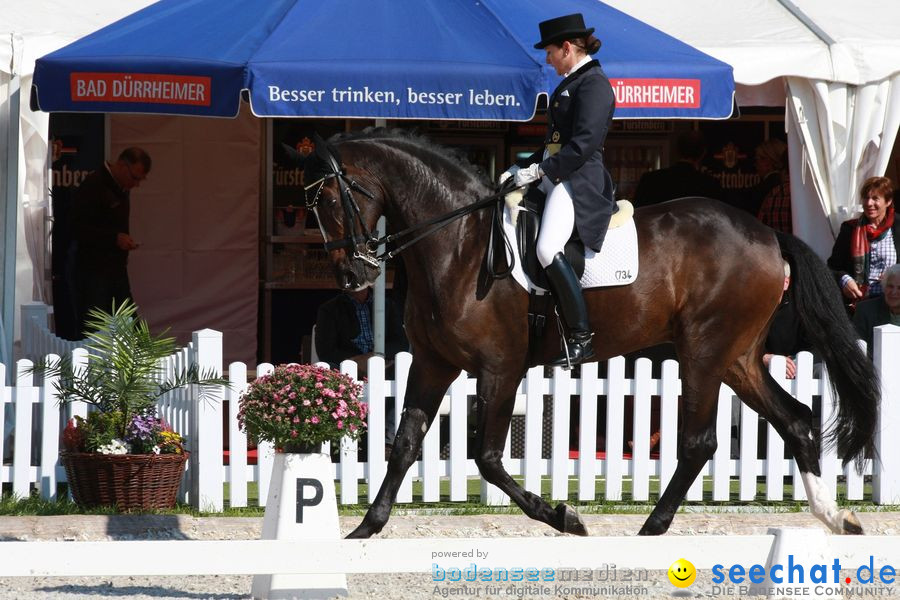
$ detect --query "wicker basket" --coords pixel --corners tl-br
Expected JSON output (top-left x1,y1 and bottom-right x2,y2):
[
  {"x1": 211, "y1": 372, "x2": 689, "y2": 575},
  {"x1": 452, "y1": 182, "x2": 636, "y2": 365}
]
[{"x1": 61, "y1": 451, "x2": 188, "y2": 510}]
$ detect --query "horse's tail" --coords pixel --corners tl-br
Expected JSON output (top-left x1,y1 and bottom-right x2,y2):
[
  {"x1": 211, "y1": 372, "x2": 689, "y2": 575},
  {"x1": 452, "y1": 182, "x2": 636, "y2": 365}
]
[{"x1": 776, "y1": 231, "x2": 879, "y2": 469}]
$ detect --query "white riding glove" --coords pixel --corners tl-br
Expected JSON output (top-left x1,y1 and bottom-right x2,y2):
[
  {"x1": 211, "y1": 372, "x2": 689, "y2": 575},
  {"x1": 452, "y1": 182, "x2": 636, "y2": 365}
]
[
  {"x1": 514, "y1": 163, "x2": 543, "y2": 187},
  {"x1": 498, "y1": 165, "x2": 520, "y2": 185},
  {"x1": 499, "y1": 166, "x2": 525, "y2": 225}
]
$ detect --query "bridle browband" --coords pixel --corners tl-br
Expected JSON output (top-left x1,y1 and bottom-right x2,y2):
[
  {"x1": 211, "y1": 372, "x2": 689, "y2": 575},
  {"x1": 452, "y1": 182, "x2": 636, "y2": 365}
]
[{"x1": 303, "y1": 142, "x2": 515, "y2": 272}]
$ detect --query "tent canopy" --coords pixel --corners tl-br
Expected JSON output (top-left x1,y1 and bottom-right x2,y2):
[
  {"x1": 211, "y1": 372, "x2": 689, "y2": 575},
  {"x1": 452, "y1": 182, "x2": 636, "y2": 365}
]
[
  {"x1": 601, "y1": 0, "x2": 900, "y2": 257},
  {"x1": 602, "y1": 0, "x2": 900, "y2": 87},
  {"x1": 31, "y1": 0, "x2": 736, "y2": 120}
]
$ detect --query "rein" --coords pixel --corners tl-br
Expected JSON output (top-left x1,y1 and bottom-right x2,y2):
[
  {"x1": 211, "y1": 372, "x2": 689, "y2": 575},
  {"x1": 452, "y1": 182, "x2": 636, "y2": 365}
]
[
  {"x1": 305, "y1": 150, "x2": 516, "y2": 274},
  {"x1": 376, "y1": 186, "x2": 511, "y2": 262}
]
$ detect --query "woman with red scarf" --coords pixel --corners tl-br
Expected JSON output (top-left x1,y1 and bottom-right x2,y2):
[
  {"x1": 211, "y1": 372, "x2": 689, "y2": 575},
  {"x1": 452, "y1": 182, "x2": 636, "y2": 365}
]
[{"x1": 828, "y1": 176, "x2": 898, "y2": 305}]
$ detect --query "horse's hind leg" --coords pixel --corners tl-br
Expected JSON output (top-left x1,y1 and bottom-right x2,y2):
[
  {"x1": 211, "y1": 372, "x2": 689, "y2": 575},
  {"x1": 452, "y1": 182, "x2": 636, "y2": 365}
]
[
  {"x1": 639, "y1": 365, "x2": 721, "y2": 535},
  {"x1": 724, "y1": 356, "x2": 863, "y2": 534},
  {"x1": 473, "y1": 372, "x2": 588, "y2": 536},
  {"x1": 347, "y1": 355, "x2": 460, "y2": 539}
]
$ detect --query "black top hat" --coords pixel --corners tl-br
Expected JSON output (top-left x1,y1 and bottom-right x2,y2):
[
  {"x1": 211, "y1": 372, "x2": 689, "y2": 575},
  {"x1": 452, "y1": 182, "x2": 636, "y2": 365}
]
[{"x1": 534, "y1": 13, "x2": 595, "y2": 49}]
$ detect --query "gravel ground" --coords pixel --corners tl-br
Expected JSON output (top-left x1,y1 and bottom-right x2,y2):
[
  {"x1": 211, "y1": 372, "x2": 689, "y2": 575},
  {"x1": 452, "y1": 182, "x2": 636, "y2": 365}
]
[{"x1": 1, "y1": 511, "x2": 899, "y2": 599}]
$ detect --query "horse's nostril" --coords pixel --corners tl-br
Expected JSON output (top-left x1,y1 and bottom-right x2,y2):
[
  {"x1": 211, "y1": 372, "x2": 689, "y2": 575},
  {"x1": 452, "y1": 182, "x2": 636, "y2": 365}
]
[{"x1": 341, "y1": 271, "x2": 357, "y2": 290}]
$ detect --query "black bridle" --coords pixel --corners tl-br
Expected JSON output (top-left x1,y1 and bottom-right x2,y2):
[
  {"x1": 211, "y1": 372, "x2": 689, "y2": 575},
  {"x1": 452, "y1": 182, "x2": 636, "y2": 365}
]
[
  {"x1": 303, "y1": 143, "x2": 382, "y2": 270},
  {"x1": 303, "y1": 142, "x2": 515, "y2": 270}
]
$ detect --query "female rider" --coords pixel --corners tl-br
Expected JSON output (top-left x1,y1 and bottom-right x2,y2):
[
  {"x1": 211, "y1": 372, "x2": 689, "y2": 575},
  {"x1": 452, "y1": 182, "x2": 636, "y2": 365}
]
[{"x1": 514, "y1": 13, "x2": 617, "y2": 368}]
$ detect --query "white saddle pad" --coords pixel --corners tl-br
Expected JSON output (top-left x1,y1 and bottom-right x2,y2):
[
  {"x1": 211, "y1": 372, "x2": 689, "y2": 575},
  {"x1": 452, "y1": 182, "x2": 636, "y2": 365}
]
[{"x1": 503, "y1": 202, "x2": 639, "y2": 293}]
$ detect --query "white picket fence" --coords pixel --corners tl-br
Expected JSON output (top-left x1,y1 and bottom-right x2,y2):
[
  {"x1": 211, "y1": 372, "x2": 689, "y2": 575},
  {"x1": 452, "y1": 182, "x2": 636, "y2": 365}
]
[
  {"x1": 7, "y1": 301, "x2": 900, "y2": 511},
  {"x1": 20, "y1": 302, "x2": 86, "y2": 361},
  {"x1": 2, "y1": 326, "x2": 223, "y2": 507}
]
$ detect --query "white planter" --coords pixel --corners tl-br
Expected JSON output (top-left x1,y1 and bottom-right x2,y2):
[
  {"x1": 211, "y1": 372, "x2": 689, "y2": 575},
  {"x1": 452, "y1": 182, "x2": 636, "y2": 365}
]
[{"x1": 251, "y1": 451, "x2": 347, "y2": 600}]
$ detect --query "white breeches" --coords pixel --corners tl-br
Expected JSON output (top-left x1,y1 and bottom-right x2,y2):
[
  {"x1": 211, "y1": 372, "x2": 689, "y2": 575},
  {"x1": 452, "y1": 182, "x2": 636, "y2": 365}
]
[{"x1": 536, "y1": 178, "x2": 575, "y2": 268}]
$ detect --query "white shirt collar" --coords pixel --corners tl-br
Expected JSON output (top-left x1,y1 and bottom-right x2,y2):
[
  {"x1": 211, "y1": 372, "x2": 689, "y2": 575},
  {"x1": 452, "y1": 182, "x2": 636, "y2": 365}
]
[{"x1": 564, "y1": 55, "x2": 593, "y2": 78}]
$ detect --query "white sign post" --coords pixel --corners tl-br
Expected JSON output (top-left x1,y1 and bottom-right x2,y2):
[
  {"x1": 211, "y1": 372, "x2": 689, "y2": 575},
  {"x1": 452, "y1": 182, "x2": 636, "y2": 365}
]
[{"x1": 251, "y1": 451, "x2": 347, "y2": 599}]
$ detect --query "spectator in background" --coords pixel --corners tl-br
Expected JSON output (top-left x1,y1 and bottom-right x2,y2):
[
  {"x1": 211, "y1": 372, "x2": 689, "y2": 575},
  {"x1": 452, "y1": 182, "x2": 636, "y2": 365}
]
[
  {"x1": 852, "y1": 264, "x2": 900, "y2": 356},
  {"x1": 633, "y1": 130, "x2": 723, "y2": 207},
  {"x1": 315, "y1": 287, "x2": 408, "y2": 379},
  {"x1": 754, "y1": 139, "x2": 792, "y2": 233},
  {"x1": 827, "y1": 176, "x2": 898, "y2": 306},
  {"x1": 316, "y1": 287, "x2": 408, "y2": 450},
  {"x1": 70, "y1": 147, "x2": 152, "y2": 336},
  {"x1": 762, "y1": 262, "x2": 810, "y2": 379}
]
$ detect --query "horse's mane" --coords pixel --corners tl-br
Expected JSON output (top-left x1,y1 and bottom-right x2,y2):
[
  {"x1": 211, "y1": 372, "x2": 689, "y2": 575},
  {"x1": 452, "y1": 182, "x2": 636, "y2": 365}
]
[{"x1": 328, "y1": 128, "x2": 492, "y2": 187}]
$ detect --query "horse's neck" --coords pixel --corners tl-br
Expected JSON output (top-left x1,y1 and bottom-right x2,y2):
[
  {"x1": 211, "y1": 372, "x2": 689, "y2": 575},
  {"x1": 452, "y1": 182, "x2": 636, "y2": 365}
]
[
  {"x1": 377, "y1": 152, "x2": 489, "y2": 237},
  {"x1": 379, "y1": 159, "x2": 489, "y2": 284}
]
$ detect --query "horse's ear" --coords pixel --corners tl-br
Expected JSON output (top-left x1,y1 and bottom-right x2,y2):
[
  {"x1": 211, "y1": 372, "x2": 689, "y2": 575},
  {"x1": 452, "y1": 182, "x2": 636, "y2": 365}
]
[
  {"x1": 312, "y1": 132, "x2": 328, "y2": 157},
  {"x1": 313, "y1": 132, "x2": 342, "y2": 170}
]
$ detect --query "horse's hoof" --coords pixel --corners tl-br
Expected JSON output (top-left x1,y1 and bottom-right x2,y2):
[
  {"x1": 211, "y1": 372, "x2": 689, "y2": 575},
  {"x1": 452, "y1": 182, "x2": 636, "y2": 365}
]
[
  {"x1": 838, "y1": 509, "x2": 864, "y2": 535},
  {"x1": 345, "y1": 526, "x2": 373, "y2": 539},
  {"x1": 638, "y1": 514, "x2": 668, "y2": 536},
  {"x1": 555, "y1": 503, "x2": 589, "y2": 536},
  {"x1": 345, "y1": 517, "x2": 382, "y2": 539}
]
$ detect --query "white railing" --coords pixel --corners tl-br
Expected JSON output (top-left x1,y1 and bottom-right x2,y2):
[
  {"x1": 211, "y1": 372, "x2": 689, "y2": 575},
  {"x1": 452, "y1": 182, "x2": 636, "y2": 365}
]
[
  {"x1": 8, "y1": 304, "x2": 900, "y2": 512},
  {"x1": 20, "y1": 302, "x2": 86, "y2": 363}
]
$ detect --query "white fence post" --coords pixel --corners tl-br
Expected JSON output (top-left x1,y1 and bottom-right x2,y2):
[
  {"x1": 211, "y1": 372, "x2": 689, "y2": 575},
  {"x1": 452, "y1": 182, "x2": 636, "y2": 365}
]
[
  {"x1": 873, "y1": 324, "x2": 900, "y2": 504},
  {"x1": 255, "y1": 363, "x2": 275, "y2": 507},
  {"x1": 523, "y1": 366, "x2": 543, "y2": 495},
  {"x1": 12, "y1": 360, "x2": 35, "y2": 498},
  {"x1": 577, "y1": 362, "x2": 600, "y2": 501},
  {"x1": 40, "y1": 354, "x2": 61, "y2": 500},
  {"x1": 448, "y1": 372, "x2": 468, "y2": 501},
  {"x1": 191, "y1": 329, "x2": 224, "y2": 512},
  {"x1": 226, "y1": 362, "x2": 249, "y2": 508},
  {"x1": 550, "y1": 366, "x2": 571, "y2": 500},
  {"x1": 605, "y1": 356, "x2": 626, "y2": 501}
]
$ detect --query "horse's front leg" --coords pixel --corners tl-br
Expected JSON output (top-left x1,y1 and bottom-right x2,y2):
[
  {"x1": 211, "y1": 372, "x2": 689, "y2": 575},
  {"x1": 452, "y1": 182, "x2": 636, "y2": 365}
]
[
  {"x1": 474, "y1": 372, "x2": 588, "y2": 536},
  {"x1": 346, "y1": 355, "x2": 460, "y2": 539}
]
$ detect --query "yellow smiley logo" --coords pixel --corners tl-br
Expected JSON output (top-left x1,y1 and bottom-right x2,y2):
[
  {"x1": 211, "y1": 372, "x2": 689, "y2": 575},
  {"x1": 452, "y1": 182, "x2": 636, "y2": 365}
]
[{"x1": 667, "y1": 558, "x2": 697, "y2": 588}]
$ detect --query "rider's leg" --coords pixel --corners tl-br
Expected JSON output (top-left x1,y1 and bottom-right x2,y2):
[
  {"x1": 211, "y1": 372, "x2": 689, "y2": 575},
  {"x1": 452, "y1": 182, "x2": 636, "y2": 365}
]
[{"x1": 536, "y1": 181, "x2": 594, "y2": 368}]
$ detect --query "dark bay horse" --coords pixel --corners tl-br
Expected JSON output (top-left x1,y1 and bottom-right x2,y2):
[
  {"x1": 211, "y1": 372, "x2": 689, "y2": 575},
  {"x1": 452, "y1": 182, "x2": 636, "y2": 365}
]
[{"x1": 302, "y1": 130, "x2": 878, "y2": 538}]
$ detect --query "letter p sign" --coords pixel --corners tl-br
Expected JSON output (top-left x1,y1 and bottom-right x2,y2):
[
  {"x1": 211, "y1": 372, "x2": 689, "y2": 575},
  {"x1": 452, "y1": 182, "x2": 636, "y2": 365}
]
[{"x1": 296, "y1": 478, "x2": 323, "y2": 523}]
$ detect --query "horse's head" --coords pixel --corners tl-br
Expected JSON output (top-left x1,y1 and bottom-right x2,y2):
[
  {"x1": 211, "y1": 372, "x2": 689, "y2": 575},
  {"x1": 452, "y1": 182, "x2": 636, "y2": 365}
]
[{"x1": 302, "y1": 135, "x2": 382, "y2": 291}]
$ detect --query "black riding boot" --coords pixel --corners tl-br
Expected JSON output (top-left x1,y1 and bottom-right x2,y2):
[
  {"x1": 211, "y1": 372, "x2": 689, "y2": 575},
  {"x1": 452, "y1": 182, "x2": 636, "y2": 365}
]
[{"x1": 544, "y1": 252, "x2": 595, "y2": 368}]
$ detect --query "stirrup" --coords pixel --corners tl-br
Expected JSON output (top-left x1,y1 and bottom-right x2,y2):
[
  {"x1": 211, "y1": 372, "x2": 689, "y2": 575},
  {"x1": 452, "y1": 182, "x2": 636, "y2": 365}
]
[
  {"x1": 550, "y1": 336, "x2": 595, "y2": 369},
  {"x1": 551, "y1": 310, "x2": 594, "y2": 370}
]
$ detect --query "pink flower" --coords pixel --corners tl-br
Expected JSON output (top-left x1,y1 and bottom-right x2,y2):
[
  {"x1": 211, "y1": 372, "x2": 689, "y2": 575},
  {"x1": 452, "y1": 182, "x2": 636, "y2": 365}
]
[
  {"x1": 336, "y1": 420, "x2": 343, "y2": 430},
  {"x1": 310, "y1": 416, "x2": 319, "y2": 424}
]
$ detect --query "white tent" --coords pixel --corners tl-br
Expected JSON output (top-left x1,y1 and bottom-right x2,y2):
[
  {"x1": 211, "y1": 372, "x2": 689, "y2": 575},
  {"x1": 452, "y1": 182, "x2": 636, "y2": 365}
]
[
  {"x1": 1, "y1": 0, "x2": 155, "y2": 362},
  {"x1": 604, "y1": 0, "x2": 900, "y2": 257}
]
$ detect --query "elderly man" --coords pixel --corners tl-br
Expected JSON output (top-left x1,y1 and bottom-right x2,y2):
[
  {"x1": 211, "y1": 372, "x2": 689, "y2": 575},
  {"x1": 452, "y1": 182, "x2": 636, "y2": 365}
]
[{"x1": 852, "y1": 263, "x2": 900, "y2": 356}]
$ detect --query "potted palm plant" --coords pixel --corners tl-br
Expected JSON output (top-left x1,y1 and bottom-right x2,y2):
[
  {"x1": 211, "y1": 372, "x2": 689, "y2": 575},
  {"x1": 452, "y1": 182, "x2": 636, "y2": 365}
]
[{"x1": 33, "y1": 300, "x2": 228, "y2": 510}]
